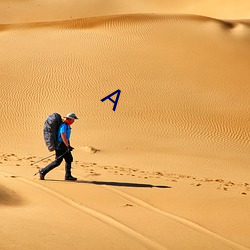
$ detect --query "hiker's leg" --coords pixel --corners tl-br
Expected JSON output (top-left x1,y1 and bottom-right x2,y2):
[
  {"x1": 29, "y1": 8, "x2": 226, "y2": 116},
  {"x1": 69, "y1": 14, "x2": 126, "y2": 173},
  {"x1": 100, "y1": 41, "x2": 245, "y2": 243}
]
[
  {"x1": 40, "y1": 150, "x2": 64, "y2": 176},
  {"x1": 64, "y1": 152, "x2": 73, "y2": 178}
]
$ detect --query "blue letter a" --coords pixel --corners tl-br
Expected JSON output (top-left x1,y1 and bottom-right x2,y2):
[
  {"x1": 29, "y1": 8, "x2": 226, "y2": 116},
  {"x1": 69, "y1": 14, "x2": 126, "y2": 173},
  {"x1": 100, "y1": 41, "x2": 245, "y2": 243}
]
[{"x1": 101, "y1": 89, "x2": 121, "y2": 111}]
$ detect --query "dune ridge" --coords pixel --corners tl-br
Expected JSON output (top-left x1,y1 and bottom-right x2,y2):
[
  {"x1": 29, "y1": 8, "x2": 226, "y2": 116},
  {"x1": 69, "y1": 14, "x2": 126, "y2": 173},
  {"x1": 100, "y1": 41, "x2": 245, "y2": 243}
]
[
  {"x1": 1, "y1": 13, "x2": 250, "y2": 30},
  {"x1": 1, "y1": 0, "x2": 250, "y2": 24}
]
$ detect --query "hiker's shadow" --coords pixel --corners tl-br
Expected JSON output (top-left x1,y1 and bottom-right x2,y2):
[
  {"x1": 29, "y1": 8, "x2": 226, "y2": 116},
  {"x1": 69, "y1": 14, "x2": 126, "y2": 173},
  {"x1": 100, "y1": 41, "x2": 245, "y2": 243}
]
[{"x1": 76, "y1": 180, "x2": 171, "y2": 189}]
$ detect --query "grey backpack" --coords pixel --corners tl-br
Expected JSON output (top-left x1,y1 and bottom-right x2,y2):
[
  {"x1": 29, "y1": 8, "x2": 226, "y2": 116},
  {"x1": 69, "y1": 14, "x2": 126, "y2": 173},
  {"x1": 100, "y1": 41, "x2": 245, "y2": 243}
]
[{"x1": 43, "y1": 113, "x2": 63, "y2": 151}]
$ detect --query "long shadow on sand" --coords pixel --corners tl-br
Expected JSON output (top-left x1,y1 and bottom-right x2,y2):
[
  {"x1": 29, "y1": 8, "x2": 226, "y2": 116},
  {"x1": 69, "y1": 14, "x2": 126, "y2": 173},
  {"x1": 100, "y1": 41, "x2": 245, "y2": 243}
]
[
  {"x1": 78, "y1": 180, "x2": 171, "y2": 189},
  {"x1": 46, "y1": 179, "x2": 171, "y2": 188}
]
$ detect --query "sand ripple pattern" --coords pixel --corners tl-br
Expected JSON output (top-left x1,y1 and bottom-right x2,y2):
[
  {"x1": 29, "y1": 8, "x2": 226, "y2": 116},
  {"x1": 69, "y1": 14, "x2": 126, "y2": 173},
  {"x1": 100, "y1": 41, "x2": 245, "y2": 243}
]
[{"x1": 0, "y1": 14, "x2": 249, "y2": 169}]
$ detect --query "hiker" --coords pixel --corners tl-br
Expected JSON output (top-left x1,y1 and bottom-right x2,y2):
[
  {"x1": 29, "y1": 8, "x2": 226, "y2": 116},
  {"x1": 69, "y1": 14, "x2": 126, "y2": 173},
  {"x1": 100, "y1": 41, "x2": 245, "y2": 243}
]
[{"x1": 39, "y1": 112, "x2": 78, "y2": 181}]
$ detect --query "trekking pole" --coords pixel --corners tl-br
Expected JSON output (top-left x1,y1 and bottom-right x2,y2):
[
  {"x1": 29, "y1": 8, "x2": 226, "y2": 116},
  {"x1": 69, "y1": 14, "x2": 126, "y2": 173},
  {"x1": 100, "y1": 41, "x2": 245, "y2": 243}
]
[
  {"x1": 33, "y1": 151, "x2": 69, "y2": 176},
  {"x1": 31, "y1": 153, "x2": 55, "y2": 166}
]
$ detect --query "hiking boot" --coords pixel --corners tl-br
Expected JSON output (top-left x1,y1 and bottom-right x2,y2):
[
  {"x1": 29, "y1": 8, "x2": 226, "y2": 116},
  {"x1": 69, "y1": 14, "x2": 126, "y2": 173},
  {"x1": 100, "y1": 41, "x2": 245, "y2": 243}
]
[
  {"x1": 65, "y1": 175, "x2": 77, "y2": 181},
  {"x1": 39, "y1": 170, "x2": 45, "y2": 180}
]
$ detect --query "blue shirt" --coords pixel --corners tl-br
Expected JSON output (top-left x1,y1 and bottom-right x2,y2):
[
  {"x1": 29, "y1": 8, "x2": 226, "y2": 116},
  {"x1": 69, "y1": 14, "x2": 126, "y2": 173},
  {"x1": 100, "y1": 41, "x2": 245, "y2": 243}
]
[{"x1": 57, "y1": 123, "x2": 71, "y2": 143}]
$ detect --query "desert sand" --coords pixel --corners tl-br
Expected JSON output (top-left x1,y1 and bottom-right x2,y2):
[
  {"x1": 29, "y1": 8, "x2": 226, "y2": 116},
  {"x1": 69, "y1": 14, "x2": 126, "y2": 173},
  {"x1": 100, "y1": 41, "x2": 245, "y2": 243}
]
[{"x1": 0, "y1": 1, "x2": 250, "y2": 250}]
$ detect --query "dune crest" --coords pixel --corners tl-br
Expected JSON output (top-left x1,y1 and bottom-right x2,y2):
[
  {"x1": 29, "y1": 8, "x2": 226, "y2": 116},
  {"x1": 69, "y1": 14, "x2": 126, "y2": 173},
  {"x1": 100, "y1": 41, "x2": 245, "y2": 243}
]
[
  {"x1": 1, "y1": 13, "x2": 250, "y2": 30},
  {"x1": 1, "y1": 0, "x2": 250, "y2": 24}
]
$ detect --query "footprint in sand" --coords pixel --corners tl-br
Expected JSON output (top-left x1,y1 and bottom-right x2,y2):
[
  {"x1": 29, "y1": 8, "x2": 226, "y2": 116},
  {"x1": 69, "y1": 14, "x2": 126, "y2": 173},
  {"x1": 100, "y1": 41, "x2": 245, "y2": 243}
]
[{"x1": 124, "y1": 203, "x2": 133, "y2": 207}]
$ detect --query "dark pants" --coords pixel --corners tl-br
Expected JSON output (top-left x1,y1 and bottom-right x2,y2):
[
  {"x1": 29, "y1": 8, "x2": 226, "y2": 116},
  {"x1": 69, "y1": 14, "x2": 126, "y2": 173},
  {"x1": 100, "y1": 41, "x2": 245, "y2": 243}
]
[{"x1": 40, "y1": 149, "x2": 73, "y2": 177}]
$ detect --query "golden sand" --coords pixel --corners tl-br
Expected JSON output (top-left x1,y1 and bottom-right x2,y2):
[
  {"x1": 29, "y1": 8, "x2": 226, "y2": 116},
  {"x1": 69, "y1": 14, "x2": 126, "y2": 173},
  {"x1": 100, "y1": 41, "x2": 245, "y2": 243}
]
[{"x1": 0, "y1": 1, "x2": 250, "y2": 249}]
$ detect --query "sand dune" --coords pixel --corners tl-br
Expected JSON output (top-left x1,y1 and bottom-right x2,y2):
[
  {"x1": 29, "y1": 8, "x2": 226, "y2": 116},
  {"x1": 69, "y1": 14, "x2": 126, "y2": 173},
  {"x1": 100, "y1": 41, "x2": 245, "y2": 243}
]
[
  {"x1": 1, "y1": 0, "x2": 250, "y2": 24},
  {"x1": 0, "y1": 4, "x2": 250, "y2": 250},
  {"x1": 1, "y1": 14, "x2": 249, "y2": 179}
]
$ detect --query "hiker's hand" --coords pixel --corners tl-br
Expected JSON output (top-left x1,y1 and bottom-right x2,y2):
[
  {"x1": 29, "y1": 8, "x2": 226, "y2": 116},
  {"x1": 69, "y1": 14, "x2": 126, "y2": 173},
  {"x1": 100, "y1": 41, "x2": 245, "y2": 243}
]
[{"x1": 67, "y1": 146, "x2": 74, "y2": 152}]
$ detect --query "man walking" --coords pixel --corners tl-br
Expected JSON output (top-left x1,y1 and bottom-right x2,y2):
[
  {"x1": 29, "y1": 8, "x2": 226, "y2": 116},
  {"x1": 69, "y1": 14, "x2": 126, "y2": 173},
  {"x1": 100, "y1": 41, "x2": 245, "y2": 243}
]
[{"x1": 39, "y1": 112, "x2": 78, "y2": 181}]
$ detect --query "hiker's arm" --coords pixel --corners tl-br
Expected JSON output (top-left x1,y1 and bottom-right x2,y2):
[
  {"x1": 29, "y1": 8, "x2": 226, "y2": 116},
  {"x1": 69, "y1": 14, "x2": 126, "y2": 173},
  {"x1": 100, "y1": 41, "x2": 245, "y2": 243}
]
[{"x1": 61, "y1": 132, "x2": 69, "y2": 147}]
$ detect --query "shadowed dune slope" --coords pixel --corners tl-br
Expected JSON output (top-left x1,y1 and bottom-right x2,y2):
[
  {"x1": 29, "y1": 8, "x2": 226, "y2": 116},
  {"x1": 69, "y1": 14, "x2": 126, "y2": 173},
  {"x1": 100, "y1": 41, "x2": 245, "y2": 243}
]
[{"x1": 0, "y1": 184, "x2": 23, "y2": 206}]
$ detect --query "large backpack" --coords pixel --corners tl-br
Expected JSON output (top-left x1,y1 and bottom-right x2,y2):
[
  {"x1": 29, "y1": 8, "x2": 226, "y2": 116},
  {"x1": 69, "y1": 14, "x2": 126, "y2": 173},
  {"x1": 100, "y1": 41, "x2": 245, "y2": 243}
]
[{"x1": 43, "y1": 113, "x2": 63, "y2": 151}]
